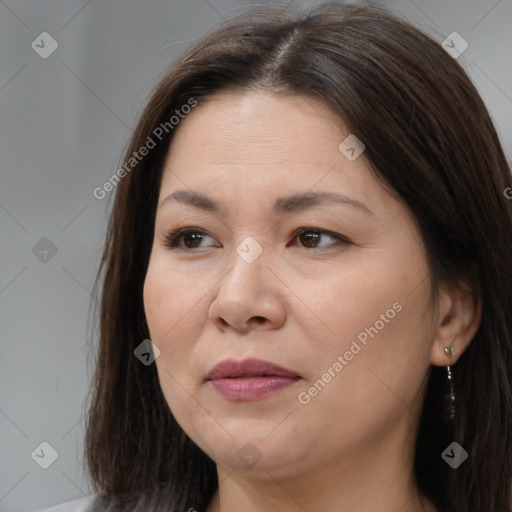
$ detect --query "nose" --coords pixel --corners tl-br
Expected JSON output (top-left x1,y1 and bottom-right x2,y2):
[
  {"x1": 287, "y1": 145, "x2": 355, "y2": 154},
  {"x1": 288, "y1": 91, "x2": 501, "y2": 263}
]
[{"x1": 208, "y1": 247, "x2": 286, "y2": 333}]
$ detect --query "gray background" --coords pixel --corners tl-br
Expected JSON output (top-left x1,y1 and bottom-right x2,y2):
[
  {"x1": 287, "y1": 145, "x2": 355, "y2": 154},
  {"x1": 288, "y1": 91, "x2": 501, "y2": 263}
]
[{"x1": 1, "y1": 1, "x2": 511, "y2": 511}]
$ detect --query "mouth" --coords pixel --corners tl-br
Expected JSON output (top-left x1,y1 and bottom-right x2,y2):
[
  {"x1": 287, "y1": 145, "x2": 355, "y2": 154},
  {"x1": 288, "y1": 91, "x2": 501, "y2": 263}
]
[{"x1": 206, "y1": 358, "x2": 301, "y2": 401}]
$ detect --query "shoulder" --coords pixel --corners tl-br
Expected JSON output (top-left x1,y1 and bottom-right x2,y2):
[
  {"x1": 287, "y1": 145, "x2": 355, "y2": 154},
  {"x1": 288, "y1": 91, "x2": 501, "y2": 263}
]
[{"x1": 34, "y1": 495, "x2": 97, "y2": 512}]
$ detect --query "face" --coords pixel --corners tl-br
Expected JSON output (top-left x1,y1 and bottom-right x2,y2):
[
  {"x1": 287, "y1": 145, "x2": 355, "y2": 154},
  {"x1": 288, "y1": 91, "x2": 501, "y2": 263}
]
[{"x1": 143, "y1": 90, "x2": 437, "y2": 479}]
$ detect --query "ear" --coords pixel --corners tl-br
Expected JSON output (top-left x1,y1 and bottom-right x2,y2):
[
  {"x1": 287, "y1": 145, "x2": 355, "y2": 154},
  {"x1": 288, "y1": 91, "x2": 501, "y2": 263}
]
[{"x1": 430, "y1": 280, "x2": 482, "y2": 366}]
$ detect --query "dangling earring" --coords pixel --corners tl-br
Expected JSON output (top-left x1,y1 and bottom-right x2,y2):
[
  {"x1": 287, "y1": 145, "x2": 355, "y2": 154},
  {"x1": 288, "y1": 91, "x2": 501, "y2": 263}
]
[{"x1": 444, "y1": 346, "x2": 456, "y2": 420}]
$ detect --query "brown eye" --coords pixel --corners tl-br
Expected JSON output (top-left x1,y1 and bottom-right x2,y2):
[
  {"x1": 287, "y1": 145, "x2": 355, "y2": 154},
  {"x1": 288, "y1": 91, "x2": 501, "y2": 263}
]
[
  {"x1": 294, "y1": 228, "x2": 349, "y2": 249},
  {"x1": 298, "y1": 230, "x2": 322, "y2": 248},
  {"x1": 162, "y1": 227, "x2": 349, "y2": 252},
  {"x1": 163, "y1": 228, "x2": 216, "y2": 250},
  {"x1": 180, "y1": 231, "x2": 206, "y2": 249}
]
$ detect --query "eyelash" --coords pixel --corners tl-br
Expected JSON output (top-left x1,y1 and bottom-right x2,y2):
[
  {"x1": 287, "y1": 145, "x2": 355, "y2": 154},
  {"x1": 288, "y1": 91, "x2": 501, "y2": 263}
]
[{"x1": 161, "y1": 227, "x2": 350, "y2": 251}]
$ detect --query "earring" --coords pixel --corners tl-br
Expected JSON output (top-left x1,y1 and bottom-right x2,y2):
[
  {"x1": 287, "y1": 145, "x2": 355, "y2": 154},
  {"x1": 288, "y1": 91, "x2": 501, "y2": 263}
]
[{"x1": 444, "y1": 346, "x2": 456, "y2": 420}]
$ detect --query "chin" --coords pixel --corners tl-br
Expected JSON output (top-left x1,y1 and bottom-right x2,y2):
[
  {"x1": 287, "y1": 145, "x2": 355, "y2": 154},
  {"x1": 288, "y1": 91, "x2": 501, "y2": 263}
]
[{"x1": 192, "y1": 424, "x2": 302, "y2": 474}]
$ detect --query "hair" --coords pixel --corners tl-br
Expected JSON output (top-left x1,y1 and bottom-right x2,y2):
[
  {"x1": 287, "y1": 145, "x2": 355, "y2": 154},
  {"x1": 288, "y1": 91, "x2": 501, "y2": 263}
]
[{"x1": 83, "y1": 3, "x2": 512, "y2": 511}]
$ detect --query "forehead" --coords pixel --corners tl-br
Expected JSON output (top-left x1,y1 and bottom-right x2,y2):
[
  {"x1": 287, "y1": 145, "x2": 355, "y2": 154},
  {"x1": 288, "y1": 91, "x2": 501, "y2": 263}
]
[
  {"x1": 157, "y1": 90, "x2": 395, "y2": 220},
  {"x1": 164, "y1": 90, "x2": 349, "y2": 167}
]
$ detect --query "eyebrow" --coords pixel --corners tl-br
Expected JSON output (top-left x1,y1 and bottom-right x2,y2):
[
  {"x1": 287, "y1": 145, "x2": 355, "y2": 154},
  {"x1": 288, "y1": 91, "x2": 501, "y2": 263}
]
[{"x1": 159, "y1": 190, "x2": 373, "y2": 215}]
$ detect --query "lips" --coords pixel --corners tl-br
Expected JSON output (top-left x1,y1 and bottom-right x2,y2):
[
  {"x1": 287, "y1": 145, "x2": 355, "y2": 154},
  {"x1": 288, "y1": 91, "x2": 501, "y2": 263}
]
[
  {"x1": 207, "y1": 357, "x2": 300, "y2": 380},
  {"x1": 206, "y1": 358, "x2": 301, "y2": 401}
]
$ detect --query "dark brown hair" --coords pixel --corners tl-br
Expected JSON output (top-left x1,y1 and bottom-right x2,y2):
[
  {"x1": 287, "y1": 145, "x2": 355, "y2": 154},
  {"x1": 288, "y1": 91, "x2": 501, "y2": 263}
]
[{"x1": 84, "y1": 4, "x2": 512, "y2": 511}]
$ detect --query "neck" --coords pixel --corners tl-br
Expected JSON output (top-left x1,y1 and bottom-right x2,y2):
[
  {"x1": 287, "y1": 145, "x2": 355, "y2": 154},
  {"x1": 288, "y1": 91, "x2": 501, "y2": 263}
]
[
  {"x1": 207, "y1": 468, "x2": 436, "y2": 512},
  {"x1": 205, "y1": 413, "x2": 437, "y2": 512}
]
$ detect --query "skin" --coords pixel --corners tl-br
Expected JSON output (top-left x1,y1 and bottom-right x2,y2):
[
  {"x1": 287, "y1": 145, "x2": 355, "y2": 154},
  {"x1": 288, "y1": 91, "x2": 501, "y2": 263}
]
[{"x1": 143, "y1": 90, "x2": 481, "y2": 512}]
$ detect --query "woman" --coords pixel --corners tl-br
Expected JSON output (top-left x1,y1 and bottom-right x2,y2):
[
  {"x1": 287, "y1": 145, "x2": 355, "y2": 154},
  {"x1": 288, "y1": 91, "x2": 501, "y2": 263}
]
[{"x1": 43, "y1": 3, "x2": 512, "y2": 512}]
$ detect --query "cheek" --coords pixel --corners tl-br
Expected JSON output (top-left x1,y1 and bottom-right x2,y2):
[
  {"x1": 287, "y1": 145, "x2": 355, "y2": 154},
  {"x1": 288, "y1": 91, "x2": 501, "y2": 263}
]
[
  {"x1": 292, "y1": 260, "x2": 405, "y2": 356},
  {"x1": 143, "y1": 261, "x2": 196, "y2": 361},
  {"x1": 143, "y1": 273, "x2": 171, "y2": 341},
  {"x1": 295, "y1": 253, "x2": 433, "y2": 402},
  {"x1": 295, "y1": 294, "x2": 433, "y2": 450},
  {"x1": 144, "y1": 254, "x2": 199, "y2": 332},
  {"x1": 143, "y1": 264, "x2": 205, "y2": 417}
]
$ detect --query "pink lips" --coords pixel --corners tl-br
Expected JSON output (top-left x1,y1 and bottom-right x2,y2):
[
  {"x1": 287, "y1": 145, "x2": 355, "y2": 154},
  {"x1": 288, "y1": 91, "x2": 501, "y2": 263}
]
[{"x1": 206, "y1": 358, "x2": 301, "y2": 401}]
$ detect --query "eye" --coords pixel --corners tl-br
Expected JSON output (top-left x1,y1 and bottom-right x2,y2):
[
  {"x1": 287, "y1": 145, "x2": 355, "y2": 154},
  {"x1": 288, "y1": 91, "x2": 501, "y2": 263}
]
[
  {"x1": 161, "y1": 226, "x2": 349, "y2": 251},
  {"x1": 291, "y1": 227, "x2": 349, "y2": 249},
  {"x1": 161, "y1": 228, "x2": 218, "y2": 250}
]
